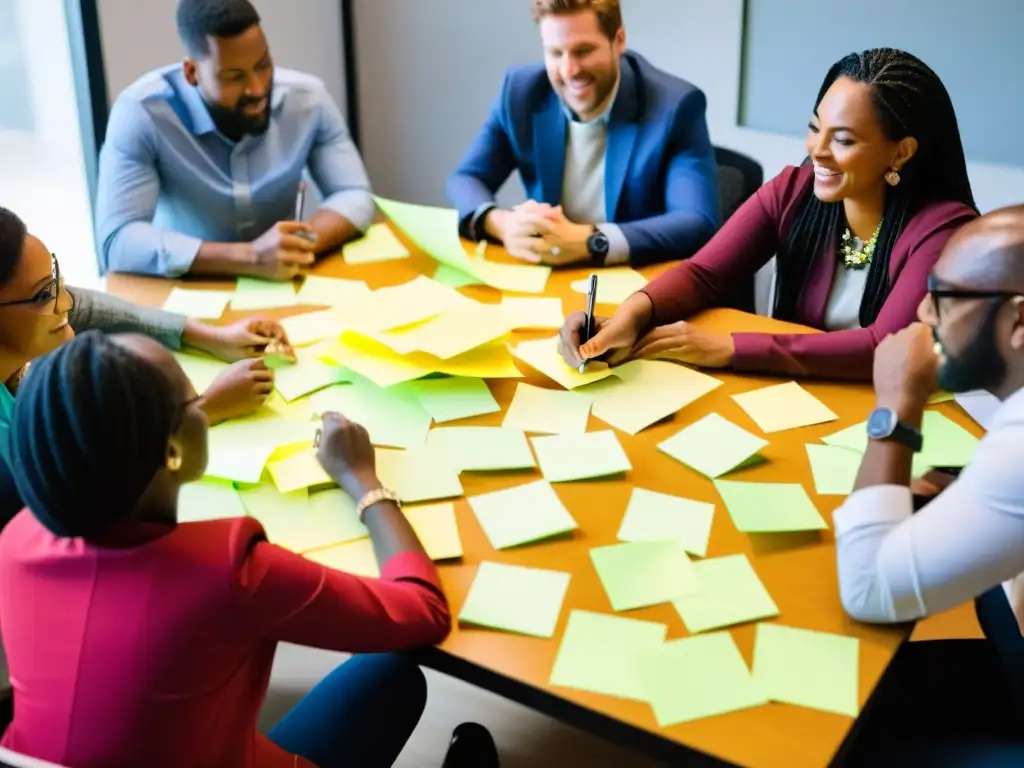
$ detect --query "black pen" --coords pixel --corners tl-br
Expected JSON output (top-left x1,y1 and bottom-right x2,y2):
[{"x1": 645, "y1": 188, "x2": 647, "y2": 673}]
[
  {"x1": 579, "y1": 273, "x2": 598, "y2": 373},
  {"x1": 294, "y1": 181, "x2": 317, "y2": 242}
]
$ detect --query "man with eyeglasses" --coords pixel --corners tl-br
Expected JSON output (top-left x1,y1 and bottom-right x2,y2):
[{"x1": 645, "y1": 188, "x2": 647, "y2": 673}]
[{"x1": 829, "y1": 205, "x2": 1024, "y2": 763}]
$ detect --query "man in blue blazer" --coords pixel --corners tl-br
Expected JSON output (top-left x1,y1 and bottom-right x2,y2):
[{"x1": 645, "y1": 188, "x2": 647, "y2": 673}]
[{"x1": 446, "y1": 0, "x2": 719, "y2": 269}]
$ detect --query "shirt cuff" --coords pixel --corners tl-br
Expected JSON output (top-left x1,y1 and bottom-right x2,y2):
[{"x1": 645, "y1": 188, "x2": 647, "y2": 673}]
[
  {"x1": 469, "y1": 203, "x2": 497, "y2": 241},
  {"x1": 320, "y1": 189, "x2": 377, "y2": 233},
  {"x1": 380, "y1": 549, "x2": 443, "y2": 592},
  {"x1": 597, "y1": 223, "x2": 630, "y2": 266},
  {"x1": 833, "y1": 484, "x2": 915, "y2": 538},
  {"x1": 160, "y1": 231, "x2": 204, "y2": 278}
]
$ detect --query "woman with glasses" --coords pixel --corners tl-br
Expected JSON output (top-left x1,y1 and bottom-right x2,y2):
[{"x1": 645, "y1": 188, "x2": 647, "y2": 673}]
[
  {"x1": 558, "y1": 48, "x2": 979, "y2": 381},
  {"x1": 0, "y1": 205, "x2": 296, "y2": 522}
]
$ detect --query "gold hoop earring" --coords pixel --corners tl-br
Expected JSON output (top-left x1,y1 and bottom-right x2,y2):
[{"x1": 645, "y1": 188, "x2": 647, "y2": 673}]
[
  {"x1": 166, "y1": 454, "x2": 183, "y2": 472},
  {"x1": 885, "y1": 169, "x2": 901, "y2": 187}
]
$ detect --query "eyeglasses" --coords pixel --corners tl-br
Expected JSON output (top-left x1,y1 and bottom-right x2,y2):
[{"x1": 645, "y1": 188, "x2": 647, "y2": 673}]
[
  {"x1": 927, "y1": 275, "x2": 1020, "y2": 321},
  {"x1": 0, "y1": 253, "x2": 72, "y2": 315}
]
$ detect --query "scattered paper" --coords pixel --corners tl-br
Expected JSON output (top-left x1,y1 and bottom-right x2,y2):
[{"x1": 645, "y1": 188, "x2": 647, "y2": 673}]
[
  {"x1": 509, "y1": 336, "x2": 614, "y2": 390},
  {"x1": 590, "y1": 540, "x2": 699, "y2": 611},
  {"x1": 458, "y1": 561, "x2": 571, "y2": 638},
  {"x1": 267, "y1": 448, "x2": 333, "y2": 494},
  {"x1": 375, "y1": 301, "x2": 517, "y2": 359},
  {"x1": 954, "y1": 390, "x2": 1000, "y2": 430},
  {"x1": 732, "y1": 381, "x2": 838, "y2": 433},
  {"x1": 178, "y1": 478, "x2": 248, "y2": 522},
  {"x1": 658, "y1": 413, "x2": 767, "y2": 478},
  {"x1": 204, "y1": 443, "x2": 277, "y2": 484},
  {"x1": 273, "y1": 354, "x2": 350, "y2": 402},
  {"x1": 279, "y1": 309, "x2": 349, "y2": 347},
  {"x1": 402, "y1": 376, "x2": 500, "y2": 424},
  {"x1": 374, "y1": 447, "x2": 464, "y2": 504},
  {"x1": 335, "y1": 275, "x2": 468, "y2": 334},
  {"x1": 502, "y1": 382, "x2": 592, "y2": 435},
  {"x1": 531, "y1": 430, "x2": 632, "y2": 482},
  {"x1": 163, "y1": 287, "x2": 233, "y2": 319},
  {"x1": 173, "y1": 352, "x2": 229, "y2": 395},
  {"x1": 427, "y1": 427, "x2": 536, "y2": 472},
  {"x1": 570, "y1": 267, "x2": 648, "y2": 305},
  {"x1": 404, "y1": 502, "x2": 462, "y2": 561},
  {"x1": 468, "y1": 480, "x2": 577, "y2": 549},
  {"x1": 714, "y1": 481, "x2": 828, "y2": 533},
  {"x1": 549, "y1": 610, "x2": 667, "y2": 701},
  {"x1": 616, "y1": 487, "x2": 715, "y2": 557},
  {"x1": 309, "y1": 379, "x2": 431, "y2": 450},
  {"x1": 579, "y1": 370, "x2": 718, "y2": 436},
  {"x1": 295, "y1": 276, "x2": 372, "y2": 307},
  {"x1": 342, "y1": 222, "x2": 410, "y2": 264},
  {"x1": 305, "y1": 538, "x2": 380, "y2": 578},
  {"x1": 231, "y1": 277, "x2": 298, "y2": 310},
  {"x1": 501, "y1": 297, "x2": 565, "y2": 329},
  {"x1": 805, "y1": 444, "x2": 862, "y2": 496},
  {"x1": 672, "y1": 554, "x2": 779, "y2": 633},
  {"x1": 752, "y1": 624, "x2": 860, "y2": 717},
  {"x1": 636, "y1": 633, "x2": 768, "y2": 726}
]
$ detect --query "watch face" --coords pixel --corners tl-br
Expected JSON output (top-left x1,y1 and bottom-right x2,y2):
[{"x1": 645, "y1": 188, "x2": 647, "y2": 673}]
[
  {"x1": 866, "y1": 408, "x2": 897, "y2": 439},
  {"x1": 588, "y1": 231, "x2": 610, "y2": 256}
]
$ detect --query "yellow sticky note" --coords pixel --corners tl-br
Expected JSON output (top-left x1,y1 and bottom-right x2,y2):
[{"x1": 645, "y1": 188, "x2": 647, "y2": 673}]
[
  {"x1": 580, "y1": 367, "x2": 719, "y2": 436},
  {"x1": 375, "y1": 447, "x2": 464, "y2": 503},
  {"x1": 279, "y1": 309, "x2": 349, "y2": 347},
  {"x1": 732, "y1": 381, "x2": 838, "y2": 433},
  {"x1": 509, "y1": 336, "x2": 614, "y2": 390},
  {"x1": 611, "y1": 359, "x2": 722, "y2": 390},
  {"x1": 434, "y1": 342, "x2": 523, "y2": 380},
  {"x1": 336, "y1": 276, "x2": 469, "y2": 334},
  {"x1": 469, "y1": 256, "x2": 551, "y2": 294},
  {"x1": 426, "y1": 426, "x2": 536, "y2": 472},
  {"x1": 343, "y1": 222, "x2": 410, "y2": 264},
  {"x1": 267, "y1": 449, "x2": 334, "y2": 494},
  {"x1": 570, "y1": 268, "x2": 648, "y2": 305},
  {"x1": 314, "y1": 334, "x2": 437, "y2": 387},
  {"x1": 246, "y1": 487, "x2": 367, "y2": 553},
  {"x1": 172, "y1": 352, "x2": 229, "y2": 395},
  {"x1": 377, "y1": 301, "x2": 517, "y2": 359},
  {"x1": 231, "y1": 277, "x2": 298, "y2": 310},
  {"x1": 163, "y1": 287, "x2": 233, "y2": 319},
  {"x1": 404, "y1": 502, "x2": 463, "y2": 560},
  {"x1": 501, "y1": 297, "x2": 565, "y2": 330},
  {"x1": 305, "y1": 538, "x2": 381, "y2": 578},
  {"x1": 502, "y1": 382, "x2": 592, "y2": 434},
  {"x1": 295, "y1": 276, "x2": 372, "y2": 308},
  {"x1": 204, "y1": 443, "x2": 277, "y2": 484}
]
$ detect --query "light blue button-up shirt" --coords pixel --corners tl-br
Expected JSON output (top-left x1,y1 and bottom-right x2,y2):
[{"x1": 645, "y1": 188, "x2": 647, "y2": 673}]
[{"x1": 95, "y1": 65, "x2": 375, "y2": 277}]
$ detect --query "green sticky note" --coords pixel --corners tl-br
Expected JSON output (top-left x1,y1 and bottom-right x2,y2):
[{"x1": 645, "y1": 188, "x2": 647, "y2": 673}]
[
  {"x1": 274, "y1": 358, "x2": 350, "y2": 402},
  {"x1": 402, "y1": 376, "x2": 500, "y2": 423},
  {"x1": 590, "y1": 541, "x2": 699, "y2": 611},
  {"x1": 204, "y1": 443, "x2": 277, "y2": 484},
  {"x1": 230, "y1": 277, "x2": 298, "y2": 310},
  {"x1": 295, "y1": 275, "x2": 372, "y2": 307},
  {"x1": 503, "y1": 382, "x2": 592, "y2": 435},
  {"x1": 241, "y1": 486, "x2": 368, "y2": 555},
  {"x1": 821, "y1": 421, "x2": 868, "y2": 452},
  {"x1": 163, "y1": 287, "x2": 233, "y2": 319},
  {"x1": 310, "y1": 379, "x2": 431, "y2": 449},
  {"x1": 659, "y1": 413, "x2": 768, "y2": 478},
  {"x1": 374, "y1": 196, "x2": 475, "y2": 273},
  {"x1": 672, "y1": 554, "x2": 779, "y2": 633},
  {"x1": 714, "y1": 481, "x2": 828, "y2": 533},
  {"x1": 432, "y1": 263, "x2": 481, "y2": 288},
  {"x1": 530, "y1": 430, "x2": 631, "y2": 483},
  {"x1": 375, "y1": 447, "x2": 464, "y2": 504},
  {"x1": 343, "y1": 222, "x2": 410, "y2": 264},
  {"x1": 636, "y1": 633, "x2": 769, "y2": 726},
  {"x1": 468, "y1": 480, "x2": 577, "y2": 549},
  {"x1": 172, "y1": 352, "x2": 229, "y2": 395},
  {"x1": 919, "y1": 411, "x2": 980, "y2": 467},
  {"x1": 752, "y1": 624, "x2": 860, "y2": 717},
  {"x1": 549, "y1": 610, "x2": 667, "y2": 700},
  {"x1": 616, "y1": 487, "x2": 715, "y2": 557},
  {"x1": 426, "y1": 427, "x2": 536, "y2": 472},
  {"x1": 206, "y1": 413, "x2": 319, "y2": 454},
  {"x1": 805, "y1": 444, "x2": 862, "y2": 496},
  {"x1": 178, "y1": 478, "x2": 247, "y2": 522},
  {"x1": 458, "y1": 561, "x2": 571, "y2": 638}
]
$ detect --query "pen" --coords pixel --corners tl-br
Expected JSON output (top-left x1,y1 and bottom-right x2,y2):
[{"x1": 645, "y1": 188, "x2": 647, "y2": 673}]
[
  {"x1": 578, "y1": 272, "x2": 598, "y2": 374},
  {"x1": 294, "y1": 181, "x2": 316, "y2": 243}
]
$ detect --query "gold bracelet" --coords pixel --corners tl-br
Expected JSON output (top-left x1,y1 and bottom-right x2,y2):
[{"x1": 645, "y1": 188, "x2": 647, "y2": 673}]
[{"x1": 356, "y1": 487, "x2": 401, "y2": 522}]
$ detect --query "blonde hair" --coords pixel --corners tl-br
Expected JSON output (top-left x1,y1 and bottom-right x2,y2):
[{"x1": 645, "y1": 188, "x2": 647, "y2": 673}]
[{"x1": 530, "y1": 0, "x2": 622, "y2": 40}]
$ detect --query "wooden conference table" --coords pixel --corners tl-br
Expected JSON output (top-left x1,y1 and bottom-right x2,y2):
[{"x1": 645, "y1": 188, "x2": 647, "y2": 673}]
[{"x1": 109, "y1": 231, "x2": 981, "y2": 768}]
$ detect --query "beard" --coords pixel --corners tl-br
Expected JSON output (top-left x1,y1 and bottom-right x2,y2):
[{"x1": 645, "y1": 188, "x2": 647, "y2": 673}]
[
  {"x1": 559, "y1": 66, "x2": 618, "y2": 119},
  {"x1": 934, "y1": 304, "x2": 1007, "y2": 394},
  {"x1": 205, "y1": 83, "x2": 272, "y2": 140}
]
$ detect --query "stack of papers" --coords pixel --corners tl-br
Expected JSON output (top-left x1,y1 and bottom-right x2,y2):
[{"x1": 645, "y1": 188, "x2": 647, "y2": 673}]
[{"x1": 342, "y1": 222, "x2": 410, "y2": 264}]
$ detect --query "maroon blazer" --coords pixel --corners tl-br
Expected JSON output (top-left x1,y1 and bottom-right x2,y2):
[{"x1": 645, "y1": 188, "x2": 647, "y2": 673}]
[{"x1": 642, "y1": 164, "x2": 978, "y2": 380}]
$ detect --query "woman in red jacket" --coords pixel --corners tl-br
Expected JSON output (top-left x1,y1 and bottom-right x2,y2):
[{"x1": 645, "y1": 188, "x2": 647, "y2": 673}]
[
  {"x1": 559, "y1": 48, "x2": 978, "y2": 381},
  {"x1": 0, "y1": 330, "x2": 496, "y2": 767}
]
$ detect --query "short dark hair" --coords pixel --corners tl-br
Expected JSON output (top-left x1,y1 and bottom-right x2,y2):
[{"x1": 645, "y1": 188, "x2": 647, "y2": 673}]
[
  {"x1": 531, "y1": 0, "x2": 622, "y2": 40},
  {"x1": 0, "y1": 205, "x2": 27, "y2": 288},
  {"x1": 175, "y1": 0, "x2": 261, "y2": 58}
]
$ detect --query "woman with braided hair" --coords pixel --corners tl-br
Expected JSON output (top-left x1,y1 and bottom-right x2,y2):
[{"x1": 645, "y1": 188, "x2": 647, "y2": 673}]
[
  {"x1": 559, "y1": 48, "x2": 979, "y2": 381},
  {"x1": 0, "y1": 331, "x2": 497, "y2": 767}
]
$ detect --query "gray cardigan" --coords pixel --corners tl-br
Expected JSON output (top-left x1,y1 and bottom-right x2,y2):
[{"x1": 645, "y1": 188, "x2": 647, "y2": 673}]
[{"x1": 67, "y1": 287, "x2": 187, "y2": 349}]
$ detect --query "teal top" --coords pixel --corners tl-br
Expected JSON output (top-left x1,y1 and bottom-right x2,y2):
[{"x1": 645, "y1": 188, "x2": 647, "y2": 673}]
[{"x1": 0, "y1": 382, "x2": 13, "y2": 463}]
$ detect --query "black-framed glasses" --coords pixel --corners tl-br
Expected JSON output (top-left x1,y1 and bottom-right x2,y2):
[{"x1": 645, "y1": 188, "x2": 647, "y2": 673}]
[
  {"x1": 927, "y1": 275, "x2": 1020, "y2": 320},
  {"x1": 0, "y1": 253, "x2": 71, "y2": 314}
]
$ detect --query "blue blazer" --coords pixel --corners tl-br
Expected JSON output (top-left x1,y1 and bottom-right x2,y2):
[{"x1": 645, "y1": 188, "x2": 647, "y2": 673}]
[{"x1": 445, "y1": 52, "x2": 719, "y2": 267}]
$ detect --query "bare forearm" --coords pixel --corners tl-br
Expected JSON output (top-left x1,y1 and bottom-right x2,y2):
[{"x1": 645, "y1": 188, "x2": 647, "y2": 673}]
[
  {"x1": 345, "y1": 472, "x2": 429, "y2": 565},
  {"x1": 189, "y1": 241, "x2": 255, "y2": 277},
  {"x1": 853, "y1": 396, "x2": 926, "y2": 491},
  {"x1": 309, "y1": 209, "x2": 359, "y2": 254}
]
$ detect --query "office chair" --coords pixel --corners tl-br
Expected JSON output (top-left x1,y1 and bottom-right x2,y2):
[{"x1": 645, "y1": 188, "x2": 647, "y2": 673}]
[{"x1": 712, "y1": 146, "x2": 764, "y2": 313}]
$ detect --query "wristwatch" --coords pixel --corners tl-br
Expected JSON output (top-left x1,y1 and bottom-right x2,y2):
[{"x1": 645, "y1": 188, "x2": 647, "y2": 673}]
[
  {"x1": 356, "y1": 487, "x2": 402, "y2": 522},
  {"x1": 586, "y1": 226, "x2": 610, "y2": 266},
  {"x1": 866, "y1": 408, "x2": 923, "y2": 452}
]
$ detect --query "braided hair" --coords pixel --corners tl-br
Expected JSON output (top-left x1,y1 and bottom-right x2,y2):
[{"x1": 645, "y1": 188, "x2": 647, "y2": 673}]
[
  {"x1": 773, "y1": 48, "x2": 977, "y2": 326},
  {"x1": 8, "y1": 331, "x2": 181, "y2": 538},
  {"x1": 0, "y1": 205, "x2": 27, "y2": 287}
]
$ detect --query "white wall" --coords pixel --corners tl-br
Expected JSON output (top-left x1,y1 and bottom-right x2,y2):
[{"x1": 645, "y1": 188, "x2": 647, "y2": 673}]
[
  {"x1": 352, "y1": 0, "x2": 1024, "y2": 214},
  {"x1": 97, "y1": 0, "x2": 348, "y2": 111}
]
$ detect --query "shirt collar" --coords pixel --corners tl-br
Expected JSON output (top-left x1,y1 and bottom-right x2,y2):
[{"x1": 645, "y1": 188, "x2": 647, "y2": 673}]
[{"x1": 562, "y1": 71, "x2": 621, "y2": 126}]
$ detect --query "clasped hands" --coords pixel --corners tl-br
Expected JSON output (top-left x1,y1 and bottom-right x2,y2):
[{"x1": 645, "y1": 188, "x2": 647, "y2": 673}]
[{"x1": 489, "y1": 201, "x2": 592, "y2": 267}]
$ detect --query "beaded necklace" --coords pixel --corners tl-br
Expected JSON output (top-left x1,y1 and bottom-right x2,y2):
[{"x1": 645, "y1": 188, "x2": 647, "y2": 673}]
[{"x1": 840, "y1": 221, "x2": 882, "y2": 270}]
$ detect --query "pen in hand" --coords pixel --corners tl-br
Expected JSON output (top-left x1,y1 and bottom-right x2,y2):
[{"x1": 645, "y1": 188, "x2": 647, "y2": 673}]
[
  {"x1": 578, "y1": 273, "x2": 598, "y2": 374},
  {"x1": 294, "y1": 181, "x2": 316, "y2": 243}
]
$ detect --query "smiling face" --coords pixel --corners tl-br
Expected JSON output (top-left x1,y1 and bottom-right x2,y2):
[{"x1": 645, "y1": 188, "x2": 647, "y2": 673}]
[
  {"x1": 540, "y1": 10, "x2": 624, "y2": 121},
  {"x1": 183, "y1": 23, "x2": 273, "y2": 138},
  {"x1": 0, "y1": 232, "x2": 73, "y2": 367},
  {"x1": 806, "y1": 76, "x2": 917, "y2": 204}
]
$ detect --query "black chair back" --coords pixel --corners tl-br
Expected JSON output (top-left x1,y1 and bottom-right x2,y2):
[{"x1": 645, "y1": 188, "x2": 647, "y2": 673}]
[{"x1": 714, "y1": 146, "x2": 764, "y2": 225}]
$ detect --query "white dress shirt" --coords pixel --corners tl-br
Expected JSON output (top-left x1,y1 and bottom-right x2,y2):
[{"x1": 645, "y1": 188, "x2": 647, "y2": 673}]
[{"x1": 834, "y1": 386, "x2": 1024, "y2": 628}]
